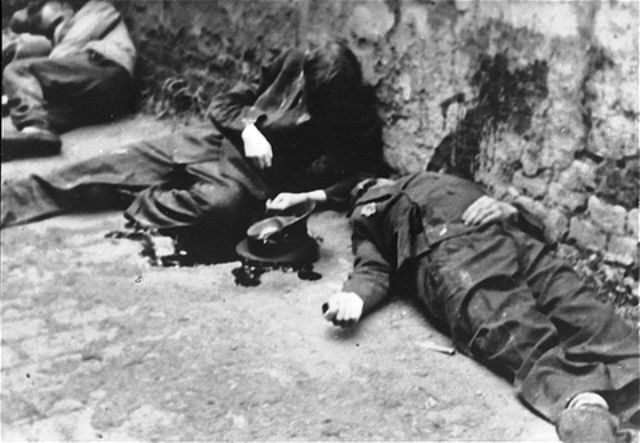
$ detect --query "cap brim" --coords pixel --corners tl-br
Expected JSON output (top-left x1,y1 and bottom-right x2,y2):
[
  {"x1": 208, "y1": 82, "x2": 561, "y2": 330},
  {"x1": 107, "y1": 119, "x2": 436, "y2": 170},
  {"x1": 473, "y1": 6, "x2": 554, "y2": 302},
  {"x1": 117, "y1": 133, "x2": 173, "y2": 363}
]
[{"x1": 235, "y1": 237, "x2": 318, "y2": 265}]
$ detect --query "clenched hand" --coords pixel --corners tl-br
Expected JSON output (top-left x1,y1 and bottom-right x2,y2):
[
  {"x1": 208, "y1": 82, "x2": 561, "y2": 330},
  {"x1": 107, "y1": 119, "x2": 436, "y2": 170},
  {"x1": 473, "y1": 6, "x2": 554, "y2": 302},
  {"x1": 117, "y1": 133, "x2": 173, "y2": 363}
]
[{"x1": 322, "y1": 292, "x2": 364, "y2": 328}]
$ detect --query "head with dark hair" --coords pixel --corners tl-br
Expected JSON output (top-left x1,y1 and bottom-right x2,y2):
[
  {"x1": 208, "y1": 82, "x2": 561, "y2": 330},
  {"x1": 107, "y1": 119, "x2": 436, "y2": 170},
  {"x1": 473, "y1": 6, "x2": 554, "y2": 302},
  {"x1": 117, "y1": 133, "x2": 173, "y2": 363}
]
[{"x1": 303, "y1": 40, "x2": 366, "y2": 122}]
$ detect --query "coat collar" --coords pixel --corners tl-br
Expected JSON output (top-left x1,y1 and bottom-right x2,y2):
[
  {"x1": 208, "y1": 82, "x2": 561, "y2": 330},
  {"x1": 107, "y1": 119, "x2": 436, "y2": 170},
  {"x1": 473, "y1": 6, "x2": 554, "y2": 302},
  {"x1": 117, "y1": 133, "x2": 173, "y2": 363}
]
[{"x1": 353, "y1": 184, "x2": 397, "y2": 206}]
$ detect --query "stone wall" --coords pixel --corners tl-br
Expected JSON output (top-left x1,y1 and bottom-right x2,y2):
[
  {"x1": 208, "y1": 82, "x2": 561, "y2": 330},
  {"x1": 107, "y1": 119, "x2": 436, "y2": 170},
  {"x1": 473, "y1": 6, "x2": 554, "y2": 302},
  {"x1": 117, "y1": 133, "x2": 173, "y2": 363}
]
[
  {"x1": 120, "y1": 0, "x2": 637, "y2": 264},
  {"x1": 3, "y1": 0, "x2": 637, "y2": 273}
]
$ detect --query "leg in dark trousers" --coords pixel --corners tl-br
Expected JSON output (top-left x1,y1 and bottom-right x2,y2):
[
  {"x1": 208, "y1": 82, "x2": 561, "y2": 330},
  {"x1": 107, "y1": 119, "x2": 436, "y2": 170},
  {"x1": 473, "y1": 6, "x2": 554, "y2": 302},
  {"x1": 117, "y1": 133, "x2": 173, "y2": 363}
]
[
  {"x1": 430, "y1": 226, "x2": 638, "y2": 424},
  {"x1": 1, "y1": 131, "x2": 218, "y2": 228},
  {"x1": 3, "y1": 52, "x2": 131, "y2": 133},
  {"x1": 516, "y1": 231, "x2": 639, "y2": 424},
  {"x1": 1, "y1": 129, "x2": 265, "y2": 257},
  {"x1": 122, "y1": 138, "x2": 265, "y2": 261}
]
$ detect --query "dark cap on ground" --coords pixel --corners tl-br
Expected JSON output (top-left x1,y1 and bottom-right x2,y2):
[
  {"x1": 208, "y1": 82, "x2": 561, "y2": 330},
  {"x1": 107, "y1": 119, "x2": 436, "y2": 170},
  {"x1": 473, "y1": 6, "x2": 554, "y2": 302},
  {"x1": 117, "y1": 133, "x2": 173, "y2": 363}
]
[{"x1": 235, "y1": 200, "x2": 318, "y2": 265}]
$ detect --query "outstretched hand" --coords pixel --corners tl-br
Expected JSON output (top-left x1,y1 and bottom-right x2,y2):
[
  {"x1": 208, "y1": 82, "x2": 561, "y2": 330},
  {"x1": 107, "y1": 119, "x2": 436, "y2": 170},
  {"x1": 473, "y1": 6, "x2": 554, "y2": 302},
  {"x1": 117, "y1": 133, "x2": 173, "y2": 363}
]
[
  {"x1": 322, "y1": 292, "x2": 364, "y2": 328},
  {"x1": 266, "y1": 190, "x2": 327, "y2": 211},
  {"x1": 266, "y1": 192, "x2": 309, "y2": 211},
  {"x1": 462, "y1": 196, "x2": 518, "y2": 226}
]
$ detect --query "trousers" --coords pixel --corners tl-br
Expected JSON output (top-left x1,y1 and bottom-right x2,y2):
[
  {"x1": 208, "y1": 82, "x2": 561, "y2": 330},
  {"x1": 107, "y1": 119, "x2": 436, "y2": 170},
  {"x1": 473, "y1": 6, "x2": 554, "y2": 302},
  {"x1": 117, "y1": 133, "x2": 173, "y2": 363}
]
[
  {"x1": 3, "y1": 51, "x2": 132, "y2": 133},
  {"x1": 1, "y1": 128, "x2": 267, "y2": 258},
  {"x1": 418, "y1": 223, "x2": 639, "y2": 424}
]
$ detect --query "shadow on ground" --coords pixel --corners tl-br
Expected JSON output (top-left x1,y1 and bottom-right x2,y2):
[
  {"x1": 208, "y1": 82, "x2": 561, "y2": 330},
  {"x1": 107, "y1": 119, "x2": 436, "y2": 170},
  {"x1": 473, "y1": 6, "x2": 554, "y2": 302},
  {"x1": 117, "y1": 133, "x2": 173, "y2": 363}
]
[{"x1": 1, "y1": 115, "x2": 557, "y2": 441}]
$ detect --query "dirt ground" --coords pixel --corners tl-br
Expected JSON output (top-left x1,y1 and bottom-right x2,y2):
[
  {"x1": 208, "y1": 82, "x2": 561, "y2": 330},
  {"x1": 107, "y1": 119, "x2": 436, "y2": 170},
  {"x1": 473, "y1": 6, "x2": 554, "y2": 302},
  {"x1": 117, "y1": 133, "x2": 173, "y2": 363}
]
[{"x1": 1, "y1": 115, "x2": 558, "y2": 441}]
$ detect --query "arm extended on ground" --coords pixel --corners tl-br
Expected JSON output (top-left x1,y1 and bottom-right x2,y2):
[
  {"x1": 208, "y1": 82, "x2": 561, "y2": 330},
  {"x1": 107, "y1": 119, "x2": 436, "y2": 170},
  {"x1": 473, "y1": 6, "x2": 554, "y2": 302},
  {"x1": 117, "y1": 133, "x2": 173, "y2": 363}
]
[{"x1": 323, "y1": 212, "x2": 392, "y2": 327}]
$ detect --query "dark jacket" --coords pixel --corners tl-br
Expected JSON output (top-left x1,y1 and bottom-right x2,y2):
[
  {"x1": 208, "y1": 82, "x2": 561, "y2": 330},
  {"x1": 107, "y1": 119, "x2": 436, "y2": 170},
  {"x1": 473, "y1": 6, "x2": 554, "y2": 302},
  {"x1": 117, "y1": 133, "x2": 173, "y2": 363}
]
[
  {"x1": 207, "y1": 48, "x2": 385, "y2": 209},
  {"x1": 342, "y1": 172, "x2": 547, "y2": 313},
  {"x1": 342, "y1": 172, "x2": 640, "y2": 427}
]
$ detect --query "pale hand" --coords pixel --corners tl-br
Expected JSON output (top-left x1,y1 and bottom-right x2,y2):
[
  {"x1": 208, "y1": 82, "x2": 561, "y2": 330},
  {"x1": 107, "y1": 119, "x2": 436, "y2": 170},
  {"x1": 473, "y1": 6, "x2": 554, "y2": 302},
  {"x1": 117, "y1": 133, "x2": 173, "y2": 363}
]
[
  {"x1": 266, "y1": 190, "x2": 327, "y2": 211},
  {"x1": 462, "y1": 196, "x2": 518, "y2": 226},
  {"x1": 241, "y1": 123, "x2": 273, "y2": 169},
  {"x1": 266, "y1": 193, "x2": 308, "y2": 211},
  {"x1": 323, "y1": 292, "x2": 364, "y2": 328}
]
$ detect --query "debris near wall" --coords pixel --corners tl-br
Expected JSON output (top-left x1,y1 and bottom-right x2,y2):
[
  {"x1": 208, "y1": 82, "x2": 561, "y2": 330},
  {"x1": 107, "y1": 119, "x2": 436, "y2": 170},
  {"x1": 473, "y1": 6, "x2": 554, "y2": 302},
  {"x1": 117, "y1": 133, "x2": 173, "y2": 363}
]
[{"x1": 556, "y1": 244, "x2": 638, "y2": 323}]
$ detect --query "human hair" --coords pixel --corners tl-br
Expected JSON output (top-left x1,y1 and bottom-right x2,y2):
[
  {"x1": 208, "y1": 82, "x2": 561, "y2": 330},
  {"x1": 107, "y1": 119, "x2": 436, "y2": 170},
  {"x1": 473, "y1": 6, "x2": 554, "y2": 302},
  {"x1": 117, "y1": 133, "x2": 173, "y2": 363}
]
[{"x1": 303, "y1": 39, "x2": 365, "y2": 121}]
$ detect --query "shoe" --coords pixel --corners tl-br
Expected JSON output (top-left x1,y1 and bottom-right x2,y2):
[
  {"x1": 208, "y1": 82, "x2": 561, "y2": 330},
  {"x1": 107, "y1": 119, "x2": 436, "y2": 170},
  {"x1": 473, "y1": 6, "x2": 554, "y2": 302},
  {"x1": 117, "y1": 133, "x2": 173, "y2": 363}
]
[
  {"x1": 1, "y1": 128, "x2": 61, "y2": 161},
  {"x1": 556, "y1": 405, "x2": 620, "y2": 443}
]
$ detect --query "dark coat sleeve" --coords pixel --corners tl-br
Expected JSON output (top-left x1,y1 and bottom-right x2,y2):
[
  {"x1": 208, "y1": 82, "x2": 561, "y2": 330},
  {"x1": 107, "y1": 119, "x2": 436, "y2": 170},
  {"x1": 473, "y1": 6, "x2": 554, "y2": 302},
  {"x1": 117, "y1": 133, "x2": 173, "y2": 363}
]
[
  {"x1": 287, "y1": 149, "x2": 382, "y2": 209},
  {"x1": 323, "y1": 119, "x2": 385, "y2": 208},
  {"x1": 206, "y1": 81, "x2": 259, "y2": 138},
  {"x1": 207, "y1": 49, "x2": 385, "y2": 207},
  {"x1": 206, "y1": 50, "x2": 291, "y2": 140},
  {"x1": 325, "y1": 87, "x2": 385, "y2": 208},
  {"x1": 292, "y1": 98, "x2": 385, "y2": 209},
  {"x1": 323, "y1": 171, "x2": 377, "y2": 209},
  {"x1": 342, "y1": 210, "x2": 393, "y2": 314}
]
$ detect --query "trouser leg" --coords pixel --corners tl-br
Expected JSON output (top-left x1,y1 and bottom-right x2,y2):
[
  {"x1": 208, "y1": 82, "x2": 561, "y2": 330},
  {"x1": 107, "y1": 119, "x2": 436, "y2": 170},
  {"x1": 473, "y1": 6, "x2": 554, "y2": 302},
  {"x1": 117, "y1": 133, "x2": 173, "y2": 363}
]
[
  {"x1": 519, "y1": 240, "x2": 639, "y2": 424},
  {"x1": 133, "y1": 179, "x2": 261, "y2": 260},
  {"x1": 38, "y1": 52, "x2": 133, "y2": 133},
  {"x1": 3, "y1": 52, "x2": 132, "y2": 133},
  {"x1": 428, "y1": 229, "x2": 556, "y2": 382},
  {"x1": 1, "y1": 136, "x2": 180, "y2": 228},
  {"x1": 3, "y1": 57, "x2": 49, "y2": 130},
  {"x1": 122, "y1": 130, "x2": 264, "y2": 231},
  {"x1": 447, "y1": 274, "x2": 594, "y2": 424},
  {"x1": 430, "y1": 228, "x2": 638, "y2": 423},
  {"x1": 125, "y1": 160, "x2": 262, "y2": 261},
  {"x1": 2, "y1": 127, "x2": 263, "y2": 263}
]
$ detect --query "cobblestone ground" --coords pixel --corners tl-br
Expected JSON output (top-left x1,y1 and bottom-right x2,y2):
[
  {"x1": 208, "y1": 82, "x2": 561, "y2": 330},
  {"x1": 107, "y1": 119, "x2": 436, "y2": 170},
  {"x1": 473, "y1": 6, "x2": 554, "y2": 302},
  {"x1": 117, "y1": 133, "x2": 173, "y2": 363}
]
[{"x1": 1, "y1": 116, "x2": 557, "y2": 441}]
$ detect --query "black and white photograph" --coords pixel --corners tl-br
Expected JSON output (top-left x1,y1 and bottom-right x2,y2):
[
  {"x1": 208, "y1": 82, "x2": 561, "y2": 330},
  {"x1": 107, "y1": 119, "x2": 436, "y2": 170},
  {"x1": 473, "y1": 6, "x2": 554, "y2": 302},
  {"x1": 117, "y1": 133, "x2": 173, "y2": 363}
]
[{"x1": 1, "y1": 0, "x2": 638, "y2": 441}]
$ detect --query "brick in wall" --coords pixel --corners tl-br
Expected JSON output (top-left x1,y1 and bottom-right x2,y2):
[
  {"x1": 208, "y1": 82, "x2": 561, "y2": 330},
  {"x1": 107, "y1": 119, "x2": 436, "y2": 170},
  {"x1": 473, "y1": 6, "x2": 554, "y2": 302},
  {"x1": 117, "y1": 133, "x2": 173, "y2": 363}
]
[
  {"x1": 543, "y1": 208, "x2": 569, "y2": 243},
  {"x1": 587, "y1": 195, "x2": 627, "y2": 235},
  {"x1": 568, "y1": 217, "x2": 607, "y2": 251},
  {"x1": 548, "y1": 183, "x2": 587, "y2": 213},
  {"x1": 606, "y1": 235, "x2": 638, "y2": 266},
  {"x1": 512, "y1": 170, "x2": 549, "y2": 199}
]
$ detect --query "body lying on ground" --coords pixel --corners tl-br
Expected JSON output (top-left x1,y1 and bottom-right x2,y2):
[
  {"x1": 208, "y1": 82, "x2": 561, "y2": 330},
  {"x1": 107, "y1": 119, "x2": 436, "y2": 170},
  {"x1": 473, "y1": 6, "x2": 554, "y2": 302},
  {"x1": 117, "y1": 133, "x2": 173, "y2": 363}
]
[
  {"x1": 323, "y1": 171, "x2": 639, "y2": 443},
  {"x1": 1, "y1": 40, "x2": 388, "y2": 262},
  {"x1": 2, "y1": 0, "x2": 137, "y2": 159}
]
